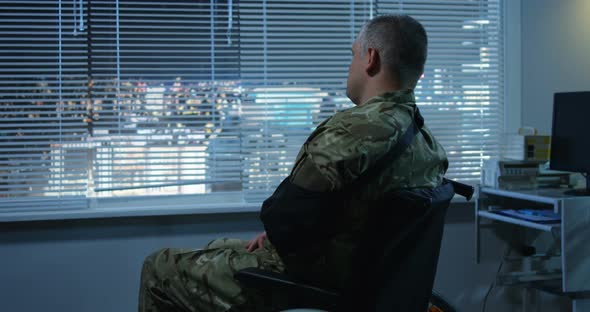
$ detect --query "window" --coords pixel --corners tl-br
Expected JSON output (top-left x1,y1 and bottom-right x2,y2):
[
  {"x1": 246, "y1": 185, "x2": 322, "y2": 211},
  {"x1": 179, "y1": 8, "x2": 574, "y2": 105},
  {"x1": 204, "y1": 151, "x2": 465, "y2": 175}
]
[
  {"x1": 1, "y1": 0, "x2": 503, "y2": 214},
  {"x1": 1, "y1": 1, "x2": 88, "y2": 211},
  {"x1": 378, "y1": 1, "x2": 504, "y2": 182},
  {"x1": 87, "y1": 1, "x2": 241, "y2": 200},
  {"x1": 239, "y1": 0, "x2": 373, "y2": 202}
]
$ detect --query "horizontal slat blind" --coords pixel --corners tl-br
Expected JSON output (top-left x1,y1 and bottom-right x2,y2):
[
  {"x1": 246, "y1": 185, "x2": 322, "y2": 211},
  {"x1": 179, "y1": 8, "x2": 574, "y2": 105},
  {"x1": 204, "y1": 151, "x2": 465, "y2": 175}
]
[
  {"x1": 378, "y1": 0, "x2": 504, "y2": 184},
  {"x1": 239, "y1": 0, "x2": 503, "y2": 200},
  {"x1": 1, "y1": 0, "x2": 504, "y2": 212},
  {"x1": 88, "y1": 0, "x2": 241, "y2": 198},
  {"x1": 0, "y1": 0, "x2": 88, "y2": 211},
  {"x1": 239, "y1": 0, "x2": 373, "y2": 202}
]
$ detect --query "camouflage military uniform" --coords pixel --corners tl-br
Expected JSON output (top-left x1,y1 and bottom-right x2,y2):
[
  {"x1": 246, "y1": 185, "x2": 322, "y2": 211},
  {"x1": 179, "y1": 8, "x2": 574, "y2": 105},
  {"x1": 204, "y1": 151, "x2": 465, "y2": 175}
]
[
  {"x1": 139, "y1": 238, "x2": 285, "y2": 312},
  {"x1": 138, "y1": 89, "x2": 448, "y2": 311}
]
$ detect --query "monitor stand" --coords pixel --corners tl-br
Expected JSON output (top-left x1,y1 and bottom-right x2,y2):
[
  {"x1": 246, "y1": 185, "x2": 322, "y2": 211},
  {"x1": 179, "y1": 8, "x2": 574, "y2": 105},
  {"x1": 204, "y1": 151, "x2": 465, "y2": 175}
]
[{"x1": 564, "y1": 173, "x2": 590, "y2": 196}]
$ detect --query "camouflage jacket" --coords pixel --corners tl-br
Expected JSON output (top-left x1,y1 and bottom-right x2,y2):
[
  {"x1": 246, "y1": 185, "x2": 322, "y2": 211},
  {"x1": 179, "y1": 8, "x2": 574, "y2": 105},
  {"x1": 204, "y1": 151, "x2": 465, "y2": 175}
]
[{"x1": 284, "y1": 89, "x2": 449, "y2": 288}]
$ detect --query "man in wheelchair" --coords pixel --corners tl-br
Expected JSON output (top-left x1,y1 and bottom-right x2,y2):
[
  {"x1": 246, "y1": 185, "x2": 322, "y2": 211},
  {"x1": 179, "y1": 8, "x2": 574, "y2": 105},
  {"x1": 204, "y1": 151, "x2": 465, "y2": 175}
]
[{"x1": 139, "y1": 14, "x2": 467, "y2": 312}]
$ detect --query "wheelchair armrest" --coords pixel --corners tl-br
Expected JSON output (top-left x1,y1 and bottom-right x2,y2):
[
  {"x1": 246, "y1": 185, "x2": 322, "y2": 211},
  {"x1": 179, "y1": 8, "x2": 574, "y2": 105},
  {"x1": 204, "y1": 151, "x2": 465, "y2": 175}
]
[
  {"x1": 444, "y1": 178, "x2": 474, "y2": 201},
  {"x1": 234, "y1": 267, "x2": 340, "y2": 309},
  {"x1": 430, "y1": 290, "x2": 458, "y2": 312}
]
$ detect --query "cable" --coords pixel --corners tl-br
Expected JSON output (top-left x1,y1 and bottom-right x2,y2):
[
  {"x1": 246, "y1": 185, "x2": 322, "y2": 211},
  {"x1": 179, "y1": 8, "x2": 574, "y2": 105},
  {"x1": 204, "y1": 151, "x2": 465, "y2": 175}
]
[{"x1": 481, "y1": 245, "x2": 511, "y2": 312}]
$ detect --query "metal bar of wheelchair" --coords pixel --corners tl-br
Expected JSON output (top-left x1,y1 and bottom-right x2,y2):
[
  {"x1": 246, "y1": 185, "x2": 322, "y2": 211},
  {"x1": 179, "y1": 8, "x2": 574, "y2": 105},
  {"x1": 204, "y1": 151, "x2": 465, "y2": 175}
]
[
  {"x1": 234, "y1": 267, "x2": 338, "y2": 298},
  {"x1": 234, "y1": 267, "x2": 340, "y2": 310}
]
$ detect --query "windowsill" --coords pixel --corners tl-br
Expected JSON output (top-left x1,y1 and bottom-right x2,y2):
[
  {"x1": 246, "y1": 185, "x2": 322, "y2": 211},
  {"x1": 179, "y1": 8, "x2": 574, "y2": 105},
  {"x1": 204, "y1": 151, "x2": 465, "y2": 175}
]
[
  {"x1": 0, "y1": 197, "x2": 474, "y2": 223},
  {"x1": 0, "y1": 202, "x2": 262, "y2": 223}
]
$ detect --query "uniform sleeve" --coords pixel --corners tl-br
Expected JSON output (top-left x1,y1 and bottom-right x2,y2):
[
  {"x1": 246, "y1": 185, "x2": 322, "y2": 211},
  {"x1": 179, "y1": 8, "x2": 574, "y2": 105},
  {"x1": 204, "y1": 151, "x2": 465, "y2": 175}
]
[
  {"x1": 289, "y1": 103, "x2": 413, "y2": 192},
  {"x1": 290, "y1": 124, "x2": 374, "y2": 192}
]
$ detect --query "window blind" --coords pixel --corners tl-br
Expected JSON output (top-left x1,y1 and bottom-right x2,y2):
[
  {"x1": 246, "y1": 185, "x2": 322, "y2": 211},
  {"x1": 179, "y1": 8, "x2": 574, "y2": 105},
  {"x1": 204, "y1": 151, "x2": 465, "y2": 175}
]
[
  {"x1": 1, "y1": 0, "x2": 504, "y2": 212},
  {"x1": 239, "y1": 0, "x2": 373, "y2": 202},
  {"x1": 0, "y1": 0, "x2": 88, "y2": 211},
  {"x1": 88, "y1": 0, "x2": 241, "y2": 200},
  {"x1": 377, "y1": 0, "x2": 504, "y2": 184},
  {"x1": 239, "y1": 0, "x2": 503, "y2": 201}
]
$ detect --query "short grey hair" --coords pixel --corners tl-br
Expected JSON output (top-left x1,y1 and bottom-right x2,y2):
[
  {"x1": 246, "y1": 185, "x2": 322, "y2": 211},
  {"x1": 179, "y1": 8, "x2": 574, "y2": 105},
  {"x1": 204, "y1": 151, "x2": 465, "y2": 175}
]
[{"x1": 356, "y1": 14, "x2": 428, "y2": 89}]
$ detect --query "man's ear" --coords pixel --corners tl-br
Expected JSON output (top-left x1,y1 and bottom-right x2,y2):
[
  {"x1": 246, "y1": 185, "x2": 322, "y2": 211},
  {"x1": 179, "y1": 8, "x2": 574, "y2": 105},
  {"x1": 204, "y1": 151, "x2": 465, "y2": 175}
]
[{"x1": 365, "y1": 48, "x2": 380, "y2": 76}]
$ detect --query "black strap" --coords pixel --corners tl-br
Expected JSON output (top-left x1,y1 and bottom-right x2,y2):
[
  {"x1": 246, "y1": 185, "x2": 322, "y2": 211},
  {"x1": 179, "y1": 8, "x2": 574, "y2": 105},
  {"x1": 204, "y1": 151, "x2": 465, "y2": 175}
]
[{"x1": 343, "y1": 106, "x2": 424, "y2": 193}]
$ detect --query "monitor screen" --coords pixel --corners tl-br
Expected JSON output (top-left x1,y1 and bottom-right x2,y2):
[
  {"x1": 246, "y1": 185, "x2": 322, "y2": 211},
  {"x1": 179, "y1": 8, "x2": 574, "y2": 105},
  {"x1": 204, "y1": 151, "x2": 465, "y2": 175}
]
[{"x1": 550, "y1": 91, "x2": 590, "y2": 173}]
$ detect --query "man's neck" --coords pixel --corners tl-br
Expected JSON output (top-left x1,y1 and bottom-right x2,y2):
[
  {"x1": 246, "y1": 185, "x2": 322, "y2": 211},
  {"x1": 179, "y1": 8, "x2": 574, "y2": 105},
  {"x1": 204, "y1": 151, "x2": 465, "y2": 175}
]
[{"x1": 357, "y1": 81, "x2": 403, "y2": 105}]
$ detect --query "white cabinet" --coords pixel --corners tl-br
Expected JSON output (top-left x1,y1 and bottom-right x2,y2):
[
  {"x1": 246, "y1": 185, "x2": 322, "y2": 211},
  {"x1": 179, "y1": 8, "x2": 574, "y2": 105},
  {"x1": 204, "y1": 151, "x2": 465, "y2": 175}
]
[{"x1": 475, "y1": 186, "x2": 590, "y2": 311}]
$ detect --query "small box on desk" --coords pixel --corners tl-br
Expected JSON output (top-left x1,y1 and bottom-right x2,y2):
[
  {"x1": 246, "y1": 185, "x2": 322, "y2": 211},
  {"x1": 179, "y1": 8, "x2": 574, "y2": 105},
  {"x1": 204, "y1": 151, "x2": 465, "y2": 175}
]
[
  {"x1": 525, "y1": 135, "x2": 551, "y2": 161},
  {"x1": 482, "y1": 158, "x2": 571, "y2": 190},
  {"x1": 482, "y1": 159, "x2": 541, "y2": 190}
]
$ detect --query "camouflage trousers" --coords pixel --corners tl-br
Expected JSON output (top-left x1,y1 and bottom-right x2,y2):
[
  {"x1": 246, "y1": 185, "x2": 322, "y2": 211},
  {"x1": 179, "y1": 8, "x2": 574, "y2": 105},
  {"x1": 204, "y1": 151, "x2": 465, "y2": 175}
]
[{"x1": 138, "y1": 238, "x2": 285, "y2": 312}]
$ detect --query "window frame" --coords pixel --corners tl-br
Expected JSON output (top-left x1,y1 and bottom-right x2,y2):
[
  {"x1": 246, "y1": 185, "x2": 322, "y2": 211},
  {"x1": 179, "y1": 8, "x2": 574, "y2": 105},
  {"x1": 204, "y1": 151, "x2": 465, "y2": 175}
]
[{"x1": 0, "y1": 0, "x2": 519, "y2": 222}]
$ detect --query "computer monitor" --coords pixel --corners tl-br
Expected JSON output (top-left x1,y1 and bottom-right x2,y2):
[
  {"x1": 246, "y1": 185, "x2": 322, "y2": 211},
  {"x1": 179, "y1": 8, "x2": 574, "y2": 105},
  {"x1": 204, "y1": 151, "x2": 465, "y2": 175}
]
[{"x1": 550, "y1": 91, "x2": 590, "y2": 196}]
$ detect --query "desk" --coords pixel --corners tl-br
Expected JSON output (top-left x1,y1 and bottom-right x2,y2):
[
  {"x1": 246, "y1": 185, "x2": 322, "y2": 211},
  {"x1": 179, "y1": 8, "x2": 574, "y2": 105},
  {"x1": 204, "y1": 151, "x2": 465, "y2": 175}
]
[{"x1": 475, "y1": 186, "x2": 590, "y2": 312}]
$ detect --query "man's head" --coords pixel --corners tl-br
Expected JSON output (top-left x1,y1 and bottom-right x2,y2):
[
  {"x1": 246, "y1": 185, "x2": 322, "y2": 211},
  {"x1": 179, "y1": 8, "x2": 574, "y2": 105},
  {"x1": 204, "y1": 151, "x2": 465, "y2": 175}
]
[{"x1": 346, "y1": 14, "x2": 428, "y2": 105}]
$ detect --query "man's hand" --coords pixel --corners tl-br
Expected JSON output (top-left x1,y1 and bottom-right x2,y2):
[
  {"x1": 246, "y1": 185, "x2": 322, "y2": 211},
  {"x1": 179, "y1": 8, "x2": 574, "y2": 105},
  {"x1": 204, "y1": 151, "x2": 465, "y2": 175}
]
[{"x1": 245, "y1": 231, "x2": 267, "y2": 252}]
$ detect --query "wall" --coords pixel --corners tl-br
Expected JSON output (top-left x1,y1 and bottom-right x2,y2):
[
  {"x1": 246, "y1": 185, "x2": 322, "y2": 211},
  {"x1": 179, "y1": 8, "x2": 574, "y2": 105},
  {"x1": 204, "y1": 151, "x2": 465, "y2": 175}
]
[
  {"x1": 0, "y1": 213, "x2": 262, "y2": 312},
  {"x1": 521, "y1": 0, "x2": 590, "y2": 134},
  {"x1": 1, "y1": 206, "x2": 563, "y2": 312}
]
